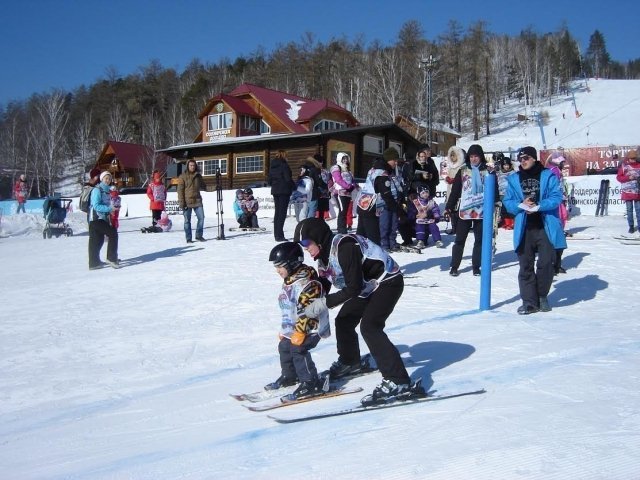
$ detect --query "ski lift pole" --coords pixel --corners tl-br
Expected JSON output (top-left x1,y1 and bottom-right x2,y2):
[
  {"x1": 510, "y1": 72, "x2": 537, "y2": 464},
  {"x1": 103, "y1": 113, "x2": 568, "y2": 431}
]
[
  {"x1": 480, "y1": 173, "x2": 496, "y2": 311},
  {"x1": 215, "y1": 168, "x2": 225, "y2": 240}
]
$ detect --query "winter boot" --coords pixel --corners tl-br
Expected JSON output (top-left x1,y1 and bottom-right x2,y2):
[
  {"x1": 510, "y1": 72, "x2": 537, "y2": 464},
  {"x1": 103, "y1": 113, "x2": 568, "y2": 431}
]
[
  {"x1": 327, "y1": 359, "x2": 363, "y2": 379},
  {"x1": 629, "y1": 226, "x2": 636, "y2": 234},
  {"x1": 435, "y1": 240, "x2": 444, "y2": 248},
  {"x1": 415, "y1": 240, "x2": 426, "y2": 249},
  {"x1": 517, "y1": 304, "x2": 539, "y2": 315},
  {"x1": 539, "y1": 296, "x2": 551, "y2": 312},
  {"x1": 264, "y1": 375, "x2": 298, "y2": 391}
]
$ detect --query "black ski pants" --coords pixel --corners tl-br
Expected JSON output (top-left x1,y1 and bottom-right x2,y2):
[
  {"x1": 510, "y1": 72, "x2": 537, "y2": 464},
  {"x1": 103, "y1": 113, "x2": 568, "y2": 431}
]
[
  {"x1": 272, "y1": 194, "x2": 290, "y2": 240},
  {"x1": 88, "y1": 219, "x2": 118, "y2": 267},
  {"x1": 516, "y1": 227, "x2": 556, "y2": 308},
  {"x1": 355, "y1": 208, "x2": 381, "y2": 246},
  {"x1": 278, "y1": 334, "x2": 320, "y2": 383},
  {"x1": 450, "y1": 218, "x2": 483, "y2": 271},
  {"x1": 333, "y1": 275, "x2": 409, "y2": 385}
]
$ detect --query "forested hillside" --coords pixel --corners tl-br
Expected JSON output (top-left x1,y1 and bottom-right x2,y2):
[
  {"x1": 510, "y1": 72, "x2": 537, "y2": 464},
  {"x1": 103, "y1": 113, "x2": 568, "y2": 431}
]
[{"x1": 1, "y1": 20, "x2": 637, "y2": 198}]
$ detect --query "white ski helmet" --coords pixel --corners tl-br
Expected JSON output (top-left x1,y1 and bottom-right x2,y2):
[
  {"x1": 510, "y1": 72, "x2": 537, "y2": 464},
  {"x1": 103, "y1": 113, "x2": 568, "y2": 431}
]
[{"x1": 336, "y1": 152, "x2": 350, "y2": 169}]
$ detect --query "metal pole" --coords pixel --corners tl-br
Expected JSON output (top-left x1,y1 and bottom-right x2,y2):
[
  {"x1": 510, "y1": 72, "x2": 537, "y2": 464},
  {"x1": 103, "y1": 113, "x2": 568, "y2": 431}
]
[
  {"x1": 480, "y1": 173, "x2": 496, "y2": 311},
  {"x1": 419, "y1": 55, "x2": 437, "y2": 146},
  {"x1": 215, "y1": 168, "x2": 225, "y2": 240}
]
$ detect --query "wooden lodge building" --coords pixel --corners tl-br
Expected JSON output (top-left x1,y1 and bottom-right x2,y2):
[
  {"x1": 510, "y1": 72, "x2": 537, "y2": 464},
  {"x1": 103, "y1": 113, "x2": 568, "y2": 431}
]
[
  {"x1": 93, "y1": 141, "x2": 172, "y2": 189},
  {"x1": 394, "y1": 115, "x2": 461, "y2": 158},
  {"x1": 159, "y1": 83, "x2": 423, "y2": 189}
]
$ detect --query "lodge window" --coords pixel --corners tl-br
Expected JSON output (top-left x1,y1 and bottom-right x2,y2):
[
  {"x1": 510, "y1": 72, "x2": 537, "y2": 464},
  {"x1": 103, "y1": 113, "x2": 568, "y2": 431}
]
[
  {"x1": 260, "y1": 120, "x2": 271, "y2": 134},
  {"x1": 208, "y1": 113, "x2": 232, "y2": 131},
  {"x1": 242, "y1": 116, "x2": 258, "y2": 132},
  {"x1": 363, "y1": 135, "x2": 383, "y2": 154},
  {"x1": 197, "y1": 158, "x2": 227, "y2": 176},
  {"x1": 313, "y1": 119, "x2": 347, "y2": 131},
  {"x1": 236, "y1": 155, "x2": 264, "y2": 174}
]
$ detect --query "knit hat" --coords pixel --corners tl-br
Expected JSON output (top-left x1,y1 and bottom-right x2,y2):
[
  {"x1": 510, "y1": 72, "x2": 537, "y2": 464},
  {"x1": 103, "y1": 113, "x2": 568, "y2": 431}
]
[
  {"x1": 467, "y1": 144, "x2": 485, "y2": 159},
  {"x1": 99, "y1": 171, "x2": 111, "y2": 182},
  {"x1": 517, "y1": 146, "x2": 538, "y2": 161},
  {"x1": 628, "y1": 150, "x2": 638, "y2": 160},
  {"x1": 89, "y1": 168, "x2": 101, "y2": 179},
  {"x1": 383, "y1": 147, "x2": 400, "y2": 161}
]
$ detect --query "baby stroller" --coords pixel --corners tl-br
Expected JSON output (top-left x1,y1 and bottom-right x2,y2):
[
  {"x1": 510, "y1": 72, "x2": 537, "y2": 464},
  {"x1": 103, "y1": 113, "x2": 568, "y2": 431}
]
[{"x1": 43, "y1": 196, "x2": 73, "y2": 239}]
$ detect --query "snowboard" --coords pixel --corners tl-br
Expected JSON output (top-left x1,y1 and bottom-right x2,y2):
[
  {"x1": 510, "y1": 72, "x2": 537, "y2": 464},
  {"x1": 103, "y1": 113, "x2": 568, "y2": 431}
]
[{"x1": 612, "y1": 235, "x2": 640, "y2": 240}]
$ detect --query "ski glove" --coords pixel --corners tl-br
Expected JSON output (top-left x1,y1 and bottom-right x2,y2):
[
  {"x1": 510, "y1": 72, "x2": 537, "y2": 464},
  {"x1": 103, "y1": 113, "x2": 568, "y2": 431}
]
[
  {"x1": 304, "y1": 297, "x2": 327, "y2": 319},
  {"x1": 290, "y1": 331, "x2": 306, "y2": 346}
]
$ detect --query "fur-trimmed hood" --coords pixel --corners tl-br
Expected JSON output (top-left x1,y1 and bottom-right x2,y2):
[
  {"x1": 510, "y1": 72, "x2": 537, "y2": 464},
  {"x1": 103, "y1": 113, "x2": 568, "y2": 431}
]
[{"x1": 447, "y1": 146, "x2": 466, "y2": 169}]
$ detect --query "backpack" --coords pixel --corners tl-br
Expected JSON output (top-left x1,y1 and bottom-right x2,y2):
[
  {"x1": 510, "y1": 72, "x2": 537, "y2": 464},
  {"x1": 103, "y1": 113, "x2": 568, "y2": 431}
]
[{"x1": 79, "y1": 185, "x2": 94, "y2": 213}]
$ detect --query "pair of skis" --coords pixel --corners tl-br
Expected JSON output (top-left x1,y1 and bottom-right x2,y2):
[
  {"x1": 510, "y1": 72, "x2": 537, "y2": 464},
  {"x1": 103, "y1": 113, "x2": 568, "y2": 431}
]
[
  {"x1": 613, "y1": 234, "x2": 640, "y2": 245},
  {"x1": 232, "y1": 372, "x2": 485, "y2": 423},
  {"x1": 229, "y1": 227, "x2": 267, "y2": 232}
]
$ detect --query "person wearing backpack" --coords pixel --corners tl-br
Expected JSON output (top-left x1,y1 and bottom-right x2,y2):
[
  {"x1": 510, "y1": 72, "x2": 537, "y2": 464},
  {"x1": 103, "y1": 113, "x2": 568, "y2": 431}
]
[
  {"x1": 146, "y1": 170, "x2": 167, "y2": 228},
  {"x1": 89, "y1": 171, "x2": 120, "y2": 269}
]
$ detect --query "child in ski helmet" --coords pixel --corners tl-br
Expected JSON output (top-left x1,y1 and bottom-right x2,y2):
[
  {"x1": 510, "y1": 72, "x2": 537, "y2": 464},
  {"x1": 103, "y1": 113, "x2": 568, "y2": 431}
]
[{"x1": 265, "y1": 241, "x2": 330, "y2": 401}]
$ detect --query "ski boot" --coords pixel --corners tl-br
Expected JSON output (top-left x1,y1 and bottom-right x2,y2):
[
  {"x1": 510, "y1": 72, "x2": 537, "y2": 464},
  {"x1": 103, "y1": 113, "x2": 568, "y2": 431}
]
[{"x1": 264, "y1": 375, "x2": 298, "y2": 391}]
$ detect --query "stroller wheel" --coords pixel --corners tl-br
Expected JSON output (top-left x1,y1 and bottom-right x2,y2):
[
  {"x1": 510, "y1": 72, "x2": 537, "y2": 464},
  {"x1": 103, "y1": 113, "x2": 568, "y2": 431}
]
[{"x1": 67, "y1": 229, "x2": 73, "y2": 237}]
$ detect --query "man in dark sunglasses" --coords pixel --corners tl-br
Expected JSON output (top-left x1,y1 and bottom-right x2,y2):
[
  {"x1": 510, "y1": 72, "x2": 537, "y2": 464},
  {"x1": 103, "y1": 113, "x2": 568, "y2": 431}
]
[{"x1": 503, "y1": 146, "x2": 567, "y2": 315}]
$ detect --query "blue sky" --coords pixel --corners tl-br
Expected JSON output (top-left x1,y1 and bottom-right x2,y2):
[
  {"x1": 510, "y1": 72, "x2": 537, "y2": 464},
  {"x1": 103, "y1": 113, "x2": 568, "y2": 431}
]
[{"x1": 1, "y1": 0, "x2": 638, "y2": 105}]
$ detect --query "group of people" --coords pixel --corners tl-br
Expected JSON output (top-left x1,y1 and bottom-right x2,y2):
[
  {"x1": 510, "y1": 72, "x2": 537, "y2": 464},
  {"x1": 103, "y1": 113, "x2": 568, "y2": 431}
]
[
  {"x1": 263, "y1": 143, "x2": 580, "y2": 407},
  {"x1": 87, "y1": 166, "x2": 176, "y2": 270}
]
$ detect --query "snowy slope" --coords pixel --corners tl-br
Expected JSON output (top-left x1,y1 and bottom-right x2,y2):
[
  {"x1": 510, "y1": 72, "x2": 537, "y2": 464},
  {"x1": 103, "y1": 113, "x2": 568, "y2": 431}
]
[
  {"x1": 0, "y1": 210, "x2": 639, "y2": 479},
  {"x1": 1, "y1": 78, "x2": 640, "y2": 479},
  {"x1": 458, "y1": 78, "x2": 640, "y2": 153}
]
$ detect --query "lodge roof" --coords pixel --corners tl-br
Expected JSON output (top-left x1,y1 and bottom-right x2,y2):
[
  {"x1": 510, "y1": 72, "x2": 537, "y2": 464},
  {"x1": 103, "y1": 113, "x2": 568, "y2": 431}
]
[
  {"x1": 99, "y1": 141, "x2": 172, "y2": 171},
  {"x1": 229, "y1": 83, "x2": 357, "y2": 133},
  {"x1": 198, "y1": 93, "x2": 260, "y2": 119}
]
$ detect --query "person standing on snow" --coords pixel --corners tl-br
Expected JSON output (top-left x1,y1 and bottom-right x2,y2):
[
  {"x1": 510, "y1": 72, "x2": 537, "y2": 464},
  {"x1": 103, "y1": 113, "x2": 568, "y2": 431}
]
[
  {"x1": 445, "y1": 144, "x2": 498, "y2": 277},
  {"x1": 264, "y1": 241, "x2": 331, "y2": 401},
  {"x1": 409, "y1": 144, "x2": 439, "y2": 198},
  {"x1": 330, "y1": 152, "x2": 357, "y2": 234},
  {"x1": 268, "y1": 149, "x2": 294, "y2": 242},
  {"x1": 295, "y1": 217, "x2": 424, "y2": 405},
  {"x1": 89, "y1": 172, "x2": 120, "y2": 269},
  {"x1": 616, "y1": 148, "x2": 640, "y2": 235},
  {"x1": 146, "y1": 170, "x2": 167, "y2": 228},
  {"x1": 443, "y1": 146, "x2": 466, "y2": 234},
  {"x1": 503, "y1": 146, "x2": 566, "y2": 315},
  {"x1": 177, "y1": 159, "x2": 206, "y2": 243},
  {"x1": 13, "y1": 174, "x2": 29, "y2": 214}
]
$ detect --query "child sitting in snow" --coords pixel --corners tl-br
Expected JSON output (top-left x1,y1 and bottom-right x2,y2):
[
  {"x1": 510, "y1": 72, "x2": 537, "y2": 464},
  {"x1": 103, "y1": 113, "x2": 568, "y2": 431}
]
[
  {"x1": 236, "y1": 187, "x2": 259, "y2": 229},
  {"x1": 265, "y1": 241, "x2": 330, "y2": 401},
  {"x1": 407, "y1": 186, "x2": 443, "y2": 249},
  {"x1": 109, "y1": 186, "x2": 121, "y2": 230},
  {"x1": 156, "y1": 211, "x2": 172, "y2": 232}
]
